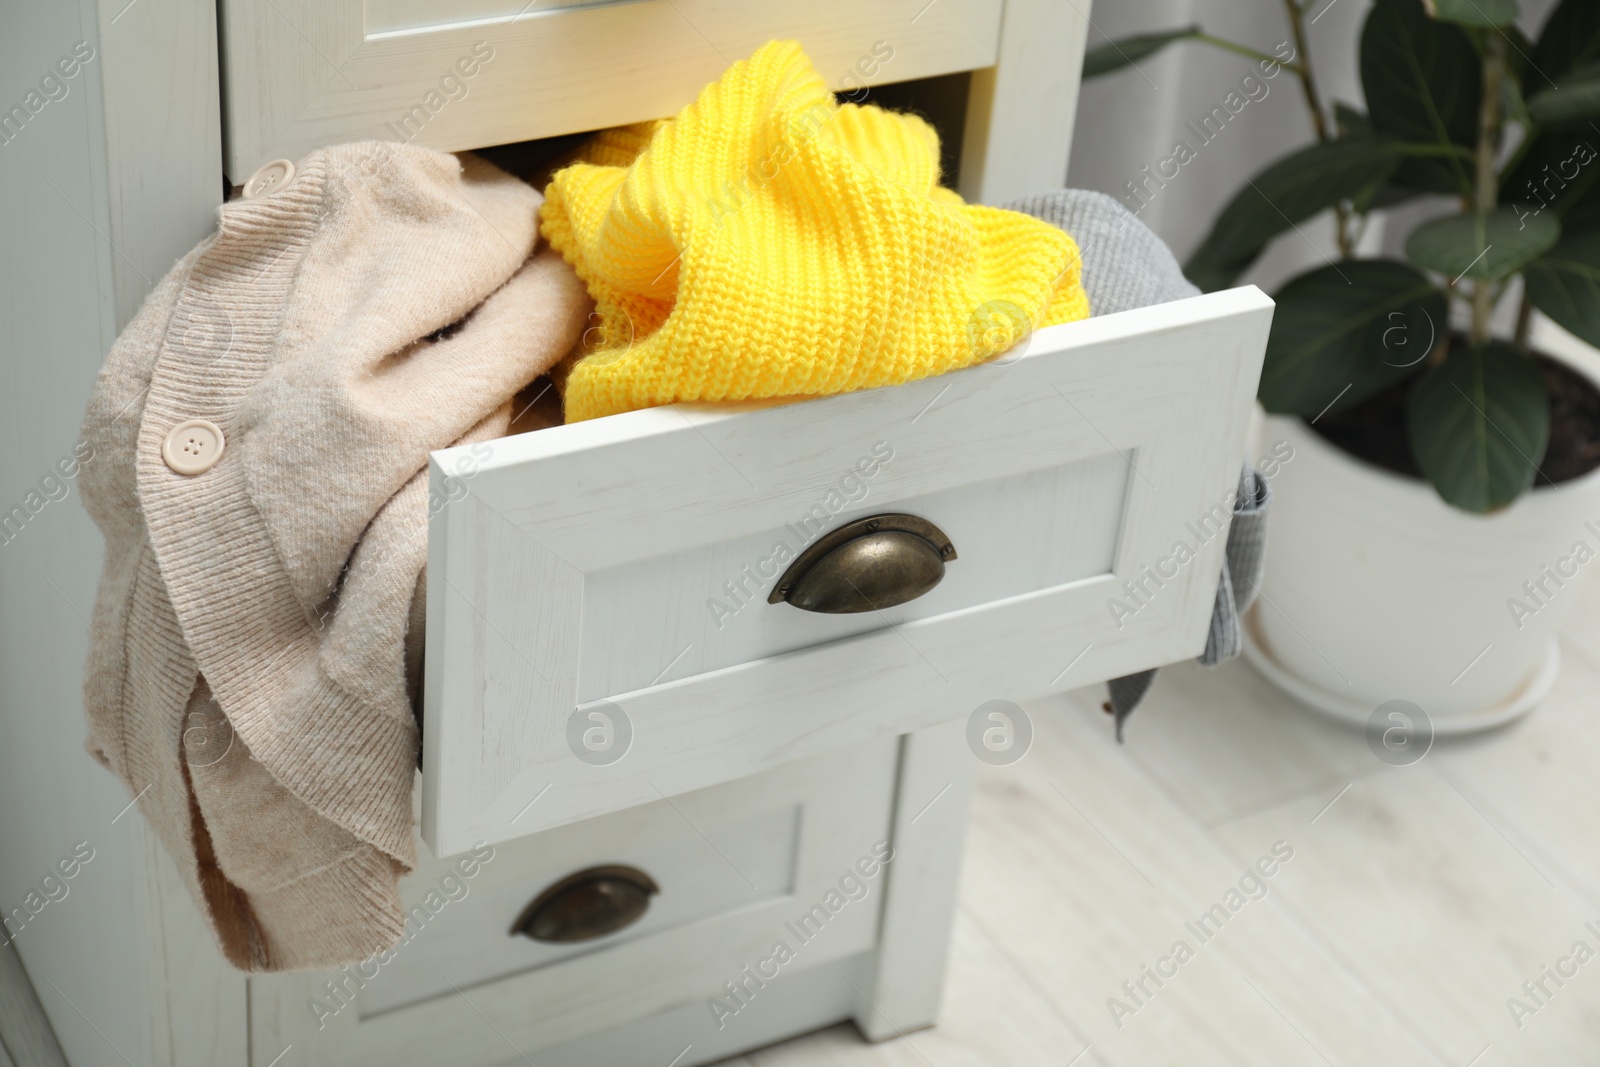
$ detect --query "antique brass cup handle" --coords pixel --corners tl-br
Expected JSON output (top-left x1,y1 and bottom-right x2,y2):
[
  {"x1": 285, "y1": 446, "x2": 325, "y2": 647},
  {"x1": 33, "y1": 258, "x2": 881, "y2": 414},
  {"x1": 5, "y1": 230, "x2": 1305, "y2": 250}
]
[
  {"x1": 768, "y1": 513, "x2": 957, "y2": 614},
  {"x1": 511, "y1": 865, "x2": 659, "y2": 943}
]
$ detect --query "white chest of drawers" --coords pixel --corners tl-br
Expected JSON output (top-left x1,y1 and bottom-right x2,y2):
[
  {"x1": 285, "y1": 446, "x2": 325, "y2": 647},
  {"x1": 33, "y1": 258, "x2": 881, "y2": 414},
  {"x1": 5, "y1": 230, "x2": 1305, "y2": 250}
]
[
  {"x1": 236, "y1": 289, "x2": 1269, "y2": 1067},
  {"x1": 0, "y1": 4, "x2": 1277, "y2": 1067}
]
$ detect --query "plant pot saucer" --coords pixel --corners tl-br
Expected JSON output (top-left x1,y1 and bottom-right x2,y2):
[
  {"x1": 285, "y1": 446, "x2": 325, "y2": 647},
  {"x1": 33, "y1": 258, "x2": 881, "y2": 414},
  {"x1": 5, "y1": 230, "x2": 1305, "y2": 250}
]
[{"x1": 1239, "y1": 604, "x2": 1558, "y2": 736}]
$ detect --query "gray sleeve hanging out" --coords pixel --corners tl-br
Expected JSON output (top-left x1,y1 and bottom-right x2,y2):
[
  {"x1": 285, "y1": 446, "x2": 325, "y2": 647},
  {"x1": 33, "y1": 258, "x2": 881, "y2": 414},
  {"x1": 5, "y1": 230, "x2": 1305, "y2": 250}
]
[{"x1": 1004, "y1": 189, "x2": 1273, "y2": 742}]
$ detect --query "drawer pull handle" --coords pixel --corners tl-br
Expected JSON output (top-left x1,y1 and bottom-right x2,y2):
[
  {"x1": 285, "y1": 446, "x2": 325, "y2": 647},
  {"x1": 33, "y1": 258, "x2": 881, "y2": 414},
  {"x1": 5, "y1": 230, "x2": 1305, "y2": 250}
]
[
  {"x1": 511, "y1": 864, "x2": 659, "y2": 943},
  {"x1": 769, "y1": 513, "x2": 957, "y2": 614}
]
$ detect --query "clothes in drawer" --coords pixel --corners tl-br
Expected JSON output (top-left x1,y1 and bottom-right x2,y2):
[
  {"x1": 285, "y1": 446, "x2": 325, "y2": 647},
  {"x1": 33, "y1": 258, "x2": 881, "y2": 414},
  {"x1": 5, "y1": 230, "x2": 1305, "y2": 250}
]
[
  {"x1": 422, "y1": 288, "x2": 1274, "y2": 855},
  {"x1": 217, "y1": 0, "x2": 1002, "y2": 179},
  {"x1": 247, "y1": 737, "x2": 897, "y2": 1066}
]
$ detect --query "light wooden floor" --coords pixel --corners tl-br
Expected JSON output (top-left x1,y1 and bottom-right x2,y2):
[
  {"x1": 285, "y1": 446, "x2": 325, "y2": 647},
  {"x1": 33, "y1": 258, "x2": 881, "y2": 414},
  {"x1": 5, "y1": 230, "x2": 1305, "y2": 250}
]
[{"x1": 715, "y1": 584, "x2": 1600, "y2": 1066}]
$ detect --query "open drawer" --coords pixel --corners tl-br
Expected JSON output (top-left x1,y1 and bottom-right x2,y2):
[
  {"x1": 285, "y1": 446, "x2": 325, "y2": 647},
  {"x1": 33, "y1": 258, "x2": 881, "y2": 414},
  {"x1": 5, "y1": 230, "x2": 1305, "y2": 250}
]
[{"x1": 422, "y1": 287, "x2": 1274, "y2": 856}]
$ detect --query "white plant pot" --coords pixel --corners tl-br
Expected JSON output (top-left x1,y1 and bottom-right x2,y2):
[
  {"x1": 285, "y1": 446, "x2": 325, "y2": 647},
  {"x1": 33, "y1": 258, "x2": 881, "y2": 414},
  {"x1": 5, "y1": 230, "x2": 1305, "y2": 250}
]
[{"x1": 1243, "y1": 319, "x2": 1600, "y2": 734}]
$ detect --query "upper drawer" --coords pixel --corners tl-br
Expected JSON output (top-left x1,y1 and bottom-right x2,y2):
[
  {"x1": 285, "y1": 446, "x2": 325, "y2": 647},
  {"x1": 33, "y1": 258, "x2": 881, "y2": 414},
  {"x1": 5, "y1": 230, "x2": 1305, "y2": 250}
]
[
  {"x1": 217, "y1": 0, "x2": 1003, "y2": 179},
  {"x1": 422, "y1": 288, "x2": 1273, "y2": 856}
]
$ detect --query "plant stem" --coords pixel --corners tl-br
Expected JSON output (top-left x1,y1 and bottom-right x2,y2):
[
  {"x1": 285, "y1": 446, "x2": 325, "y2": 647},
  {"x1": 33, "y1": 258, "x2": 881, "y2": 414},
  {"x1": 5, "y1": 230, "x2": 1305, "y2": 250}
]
[
  {"x1": 1281, "y1": 0, "x2": 1353, "y2": 258},
  {"x1": 1189, "y1": 34, "x2": 1304, "y2": 74},
  {"x1": 1281, "y1": 0, "x2": 1328, "y2": 142},
  {"x1": 1514, "y1": 290, "x2": 1534, "y2": 355},
  {"x1": 1471, "y1": 31, "x2": 1506, "y2": 349}
]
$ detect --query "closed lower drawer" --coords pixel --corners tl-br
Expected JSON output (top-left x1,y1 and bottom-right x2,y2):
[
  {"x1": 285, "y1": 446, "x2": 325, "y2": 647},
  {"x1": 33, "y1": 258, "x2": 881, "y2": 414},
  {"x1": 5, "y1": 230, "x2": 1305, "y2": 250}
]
[
  {"x1": 249, "y1": 737, "x2": 897, "y2": 1066},
  {"x1": 423, "y1": 288, "x2": 1274, "y2": 854},
  {"x1": 218, "y1": 0, "x2": 1002, "y2": 179}
]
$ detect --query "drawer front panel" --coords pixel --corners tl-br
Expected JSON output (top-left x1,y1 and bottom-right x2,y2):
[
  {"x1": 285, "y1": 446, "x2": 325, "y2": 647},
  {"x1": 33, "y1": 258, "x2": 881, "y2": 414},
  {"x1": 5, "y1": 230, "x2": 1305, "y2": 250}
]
[
  {"x1": 579, "y1": 452, "x2": 1131, "y2": 701},
  {"x1": 362, "y1": 804, "x2": 799, "y2": 1015},
  {"x1": 218, "y1": 0, "x2": 1002, "y2": 178},
  {"x1": 424, "y1": 289, "x2": 1274, "y2": 854},
  {"x1": 250, "y1": 738, "x2": 897, "y2": 1065}
]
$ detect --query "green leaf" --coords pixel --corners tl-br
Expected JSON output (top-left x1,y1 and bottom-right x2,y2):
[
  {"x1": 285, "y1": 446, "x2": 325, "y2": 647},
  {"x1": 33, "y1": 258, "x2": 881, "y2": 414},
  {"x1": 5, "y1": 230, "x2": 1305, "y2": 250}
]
[
  {"x1": 1532, "y1": 0, "x2": 1600, "y2": 88},
  {"x1": 1334, "y1": 103, "x2": 1374, "y2": 138},
  {"x1": 1502, "y1": 65, "x2": 1531, "y2": 127},
  {"x1": 1184, "y1": 139, "x2": 1406, "y2": 292},
  {"x1": 1404, "y1": 207, "x2": 1562, "y2": 279},
  {"x1": 1356, "y1": 182, "x2": 1424, "y2": 213},
  {"x1": 1524, "y1": 233, "x2": 1600, "y2": 347},
  {"x1": 1361, "y1": 0, "x2": 1481, "y2": 194},
  {"x1": 1428, "y1": 0, "x2": 1518, "y2": 27},
  {"x1": 1330, "y1": 106, "x2": 1432, "y2": 213},
  {"x1": 1259, "y1": 260, "x2": 1446, "y2": 417},
  {"x1": 1527, "y1": 63, "x2": 1600, "y2": 125},
  {"x1": 1407, "y1": 341, "x2": 1550, "y2": 511},
  {"x1": 1083, "y1": 27, "x2": 1199, "y2": 77},
  {"x1": 1564, "y1": 186, "x2": 1600, "y2": 232},
  {"x1": 1502, "y1": 24, "x2": 1537, "y2": 90},
  {"x1": 1499, "y1": 132, "x2": 1600, "y2": 222}
]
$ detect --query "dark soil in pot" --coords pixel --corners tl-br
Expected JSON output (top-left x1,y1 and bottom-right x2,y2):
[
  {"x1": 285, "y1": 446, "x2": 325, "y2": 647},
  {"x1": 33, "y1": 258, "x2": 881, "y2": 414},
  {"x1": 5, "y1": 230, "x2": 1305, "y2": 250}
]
[{"x1": 1309, "y1": 350, "x2": 1600, "y2": 488}]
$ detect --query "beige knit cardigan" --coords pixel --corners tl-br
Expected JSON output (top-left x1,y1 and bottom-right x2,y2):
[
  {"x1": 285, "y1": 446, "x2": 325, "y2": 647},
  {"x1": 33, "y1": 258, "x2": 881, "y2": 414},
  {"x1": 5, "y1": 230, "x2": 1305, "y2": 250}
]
[{"x1": 78, "y1": 144, "x2": 590, "y2": 970}]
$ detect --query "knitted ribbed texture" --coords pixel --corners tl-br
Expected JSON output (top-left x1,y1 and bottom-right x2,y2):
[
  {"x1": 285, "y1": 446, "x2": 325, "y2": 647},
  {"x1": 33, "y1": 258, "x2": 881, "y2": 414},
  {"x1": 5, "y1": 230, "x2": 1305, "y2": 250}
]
[
  {"x1": 1004, "y1": 189, "x2": 1199, "y2": 313},
  {"x1": 78, "y1": 143, "x2": 590, "y2": 970},
  {"x1": 540, "y1": 40, "x2": 1091, "y2": 422}
]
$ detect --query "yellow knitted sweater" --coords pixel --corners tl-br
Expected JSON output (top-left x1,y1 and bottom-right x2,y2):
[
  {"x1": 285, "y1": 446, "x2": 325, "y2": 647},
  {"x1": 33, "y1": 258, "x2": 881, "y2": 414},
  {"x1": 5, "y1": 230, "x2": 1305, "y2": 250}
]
[{"x1": 541, "y1": 40, "x2": 1090, "y2": 423}]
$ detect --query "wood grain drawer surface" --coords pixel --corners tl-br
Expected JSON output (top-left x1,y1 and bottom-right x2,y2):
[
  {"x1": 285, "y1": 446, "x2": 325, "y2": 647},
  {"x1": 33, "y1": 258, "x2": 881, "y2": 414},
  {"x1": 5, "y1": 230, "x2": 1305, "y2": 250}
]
[
  {"x1": 422, "y1": 289, "x2": 1274, "y2": 855},
  {"x1": 218, "y1": 0, "x2": 1003, "y2": 178}
]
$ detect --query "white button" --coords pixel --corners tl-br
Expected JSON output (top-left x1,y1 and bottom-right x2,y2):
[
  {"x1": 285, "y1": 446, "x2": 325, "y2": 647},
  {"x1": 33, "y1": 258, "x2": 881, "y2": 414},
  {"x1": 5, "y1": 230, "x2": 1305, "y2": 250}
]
[
  {"x1": 162, "y1": 419, "x2": 226, "y2": 475},
  {"x1": 242, "y1": 159, "x2": 295, "y2": 199}
]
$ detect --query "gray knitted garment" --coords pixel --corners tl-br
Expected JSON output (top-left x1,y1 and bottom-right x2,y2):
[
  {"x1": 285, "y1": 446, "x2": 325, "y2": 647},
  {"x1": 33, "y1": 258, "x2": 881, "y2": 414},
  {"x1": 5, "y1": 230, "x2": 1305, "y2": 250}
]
[
  {"x1": 1004, "y1": 190, "x2": 1272, "y2": 740},
  {"x1": 1007, "y1": 189, "x2": 1199, "y2": 314}
]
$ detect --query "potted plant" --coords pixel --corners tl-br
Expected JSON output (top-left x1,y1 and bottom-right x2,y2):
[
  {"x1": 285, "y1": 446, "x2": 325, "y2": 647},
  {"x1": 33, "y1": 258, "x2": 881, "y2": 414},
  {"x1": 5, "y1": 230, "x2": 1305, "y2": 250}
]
[{"x1": 1085, "y1": 0, "x2": 1600, "y2": 731}]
